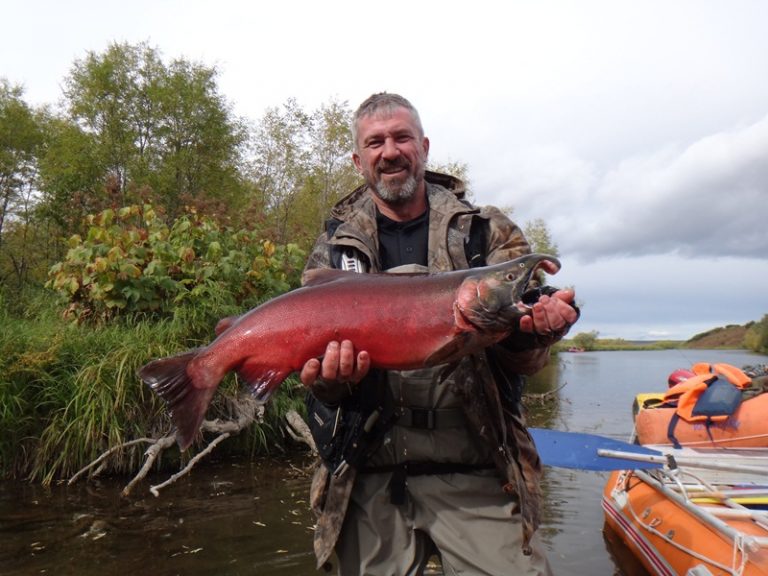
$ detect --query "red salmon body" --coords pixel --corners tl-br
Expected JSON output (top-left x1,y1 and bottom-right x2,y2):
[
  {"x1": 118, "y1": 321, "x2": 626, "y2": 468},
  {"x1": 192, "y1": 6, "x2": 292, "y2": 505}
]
[{"x1": 140, "y1": 253, "x2": 560, "y2": 449}]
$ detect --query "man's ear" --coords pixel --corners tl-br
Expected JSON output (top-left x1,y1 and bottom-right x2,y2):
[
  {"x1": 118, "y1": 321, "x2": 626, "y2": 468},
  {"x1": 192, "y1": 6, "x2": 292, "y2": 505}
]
[{"x1": 352, "y1": 152, "x2": 363, "y2": 174}]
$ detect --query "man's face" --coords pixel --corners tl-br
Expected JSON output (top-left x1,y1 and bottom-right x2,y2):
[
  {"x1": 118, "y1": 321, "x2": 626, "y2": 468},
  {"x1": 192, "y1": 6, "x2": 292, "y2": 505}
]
[{"x1": 352, "y1": 107, "x2": 429, "y2": 204}]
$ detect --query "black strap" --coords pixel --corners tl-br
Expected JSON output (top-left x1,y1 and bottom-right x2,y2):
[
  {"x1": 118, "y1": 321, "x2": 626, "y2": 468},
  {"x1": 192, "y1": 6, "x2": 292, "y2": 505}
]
[
  {"x1": 465, "y1": 216, "x2": 488, "y2": 268},
  {"x1": 666, "y1": 412, "x2": 682, "y2": 449}
]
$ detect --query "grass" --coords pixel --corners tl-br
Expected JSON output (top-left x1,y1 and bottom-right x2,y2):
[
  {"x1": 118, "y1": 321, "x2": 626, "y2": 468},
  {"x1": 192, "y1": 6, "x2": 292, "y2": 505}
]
[{"x1": 0, "y1": 291, "x2": 306, "y2": 484}]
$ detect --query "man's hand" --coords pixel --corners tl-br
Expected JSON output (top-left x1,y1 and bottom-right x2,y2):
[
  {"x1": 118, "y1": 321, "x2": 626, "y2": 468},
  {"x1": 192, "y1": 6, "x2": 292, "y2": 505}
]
[
  {"x1": 519, "y1": 288, "x2": 578, "y2": 337},
  {"x1": 300, "y1": 340, "x2": 371, "y2": 403}
]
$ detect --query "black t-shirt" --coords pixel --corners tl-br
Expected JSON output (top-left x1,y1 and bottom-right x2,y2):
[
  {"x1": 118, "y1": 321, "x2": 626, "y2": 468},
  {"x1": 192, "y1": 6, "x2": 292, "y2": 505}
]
[{"x1": 376, "y1": 208, "x2": 429, "y2": 270}]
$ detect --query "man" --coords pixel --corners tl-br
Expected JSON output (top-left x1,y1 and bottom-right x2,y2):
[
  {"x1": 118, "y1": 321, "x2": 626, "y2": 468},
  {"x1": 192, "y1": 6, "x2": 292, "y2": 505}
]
[{"x1": 300, "y1": 93, "x2": 578, "y2": 575}]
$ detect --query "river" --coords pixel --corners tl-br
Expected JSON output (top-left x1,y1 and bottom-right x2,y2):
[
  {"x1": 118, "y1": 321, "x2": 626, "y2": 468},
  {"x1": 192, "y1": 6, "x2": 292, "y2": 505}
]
[{"x1": 1, "y1": 349, "x2": 766, "y2": 575}]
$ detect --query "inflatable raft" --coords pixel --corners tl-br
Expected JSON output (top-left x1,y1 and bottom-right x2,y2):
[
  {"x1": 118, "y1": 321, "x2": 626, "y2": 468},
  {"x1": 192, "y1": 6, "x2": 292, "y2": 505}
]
[
  {"x1": 603, "y1": 363, "x2": 768, "y2": 575},
  {"x1": 634, "y1": 363, "x2": 768, "y2": 448},
  {"x1": 603, "y1": 454, "x2": 768, "y2": 576}
]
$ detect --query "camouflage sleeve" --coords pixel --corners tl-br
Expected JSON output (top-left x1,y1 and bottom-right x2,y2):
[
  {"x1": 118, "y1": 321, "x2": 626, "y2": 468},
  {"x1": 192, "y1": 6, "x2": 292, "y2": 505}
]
[
  {"x1": 302, "y1": 231, "x2": 333, "y2": 285},
  {"x1": 481, "y1": 206, "x2": 532, "y2": 265}
]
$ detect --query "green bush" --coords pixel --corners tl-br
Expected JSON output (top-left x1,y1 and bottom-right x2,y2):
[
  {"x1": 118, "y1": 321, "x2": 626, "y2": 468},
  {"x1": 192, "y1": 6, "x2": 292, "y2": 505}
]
[
  {"x1": 47, "y1": 204, "x2": 305, "y2": 323},
  {"x1": 745, "y1": 315, "x2": 768, "y2": 354},
  {"x1": 1, "y1": 205, "x2": 309, "y2": 483}
]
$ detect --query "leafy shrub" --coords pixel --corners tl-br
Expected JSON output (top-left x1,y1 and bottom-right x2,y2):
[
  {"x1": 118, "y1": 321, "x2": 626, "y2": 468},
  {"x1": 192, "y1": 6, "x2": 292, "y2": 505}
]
[
  {"x1": 47, "y1": 204, "x2": 305, "y2": 323},
  {"x1": 0, "y1": 204, "x2": 311, "y2": 482}
]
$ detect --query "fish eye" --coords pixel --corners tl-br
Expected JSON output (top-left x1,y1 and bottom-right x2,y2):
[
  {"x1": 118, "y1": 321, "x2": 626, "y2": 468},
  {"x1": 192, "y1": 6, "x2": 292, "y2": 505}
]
[{"x1": 506, "y1": 273, "x2": 515, "y2": 281}]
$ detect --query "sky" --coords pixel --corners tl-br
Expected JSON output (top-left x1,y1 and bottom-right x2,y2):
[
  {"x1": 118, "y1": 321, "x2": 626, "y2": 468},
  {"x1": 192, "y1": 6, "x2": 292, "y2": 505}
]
[{"x1": 3, "y1": 0, "x2": 767, "y2": 341}]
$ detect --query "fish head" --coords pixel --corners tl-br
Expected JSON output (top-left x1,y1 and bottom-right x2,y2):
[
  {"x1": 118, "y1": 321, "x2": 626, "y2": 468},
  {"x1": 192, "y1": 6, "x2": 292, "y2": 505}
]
[{"x1": 455, "y1": 253, "x2": 561, "y2": 332}]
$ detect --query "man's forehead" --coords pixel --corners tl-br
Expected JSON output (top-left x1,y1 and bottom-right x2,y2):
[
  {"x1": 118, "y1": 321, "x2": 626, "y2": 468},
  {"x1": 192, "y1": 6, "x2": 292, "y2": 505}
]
[{"x1": 359, "y1": 108, "x2": 419, "y2": 134}]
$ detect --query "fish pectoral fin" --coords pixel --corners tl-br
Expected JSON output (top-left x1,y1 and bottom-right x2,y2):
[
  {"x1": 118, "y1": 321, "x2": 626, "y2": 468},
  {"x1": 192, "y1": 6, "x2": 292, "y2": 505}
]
[
  {"x1": 239, "y1": 361, "x2": 292, "y2": 403},
  {"x1": 139, "y1": 348, "x2": 212, "y2": 451},
  {"x1": 425, "y1": 334, "x2": 478, "y2": 366}
]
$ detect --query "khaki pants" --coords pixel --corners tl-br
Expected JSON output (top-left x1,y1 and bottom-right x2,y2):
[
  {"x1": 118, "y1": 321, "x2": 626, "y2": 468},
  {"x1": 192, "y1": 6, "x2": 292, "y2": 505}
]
[{"x1": 335, "y1": 471, "x2": 552, "y2": 576}]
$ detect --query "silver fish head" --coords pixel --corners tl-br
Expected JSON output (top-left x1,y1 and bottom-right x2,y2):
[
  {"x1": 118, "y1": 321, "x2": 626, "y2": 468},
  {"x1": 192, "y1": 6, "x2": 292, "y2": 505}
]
[{"x1": 456, "y1": 253, "x2": 561, "y2": 332}]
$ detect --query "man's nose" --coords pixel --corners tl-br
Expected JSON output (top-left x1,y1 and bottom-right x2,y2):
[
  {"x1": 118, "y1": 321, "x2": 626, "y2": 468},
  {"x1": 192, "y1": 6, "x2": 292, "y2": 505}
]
[{"x1": 381, "y1": 137, "x2": 400, "y2": 158}]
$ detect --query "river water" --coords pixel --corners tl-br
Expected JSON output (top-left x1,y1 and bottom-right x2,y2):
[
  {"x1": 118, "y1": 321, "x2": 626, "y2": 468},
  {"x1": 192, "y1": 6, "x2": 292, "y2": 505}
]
[{"x1": 2, "y1": 349, "x2": 766, "y2": 576}]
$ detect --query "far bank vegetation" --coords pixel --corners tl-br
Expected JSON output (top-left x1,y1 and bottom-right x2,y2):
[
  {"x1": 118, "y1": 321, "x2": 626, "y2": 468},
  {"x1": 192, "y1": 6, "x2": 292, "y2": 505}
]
[{"x1": 561, "y1": 319, "x2": 768, "y2": 353}]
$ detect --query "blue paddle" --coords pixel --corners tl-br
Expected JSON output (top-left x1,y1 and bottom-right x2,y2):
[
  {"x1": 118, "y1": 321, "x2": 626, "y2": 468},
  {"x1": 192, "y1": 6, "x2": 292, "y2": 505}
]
[{"x1": 529, "y1": 428, "x2": 664, "y2": 471}]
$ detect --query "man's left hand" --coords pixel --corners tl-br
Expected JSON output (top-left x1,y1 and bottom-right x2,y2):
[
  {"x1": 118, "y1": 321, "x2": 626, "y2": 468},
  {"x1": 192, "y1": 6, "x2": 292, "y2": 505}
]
[{"x1": 519, "y1": 288, "x2": 578, "y2": 337}]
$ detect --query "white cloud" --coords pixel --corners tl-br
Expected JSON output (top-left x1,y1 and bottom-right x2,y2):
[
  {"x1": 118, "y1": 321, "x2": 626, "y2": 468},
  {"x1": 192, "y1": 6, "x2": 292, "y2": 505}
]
[{"x1": 565, "y1": 115, "x2": 768, "y2": 259}]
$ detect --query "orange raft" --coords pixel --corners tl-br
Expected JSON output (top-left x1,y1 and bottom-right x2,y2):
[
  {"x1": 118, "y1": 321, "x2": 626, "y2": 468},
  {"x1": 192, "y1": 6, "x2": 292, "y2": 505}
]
[
  {"x1": 603, "y1": 465, "x2": 768, "y2": 576},
  {"x1": 635, "y1": 392, "x2": 768, "y2": 447},
  {"x1": 634, "y1": 363, "x2": 768, "y2": 448},
  {"x1": 605, "y1": 362, "x2": 768, "y2": 575}
]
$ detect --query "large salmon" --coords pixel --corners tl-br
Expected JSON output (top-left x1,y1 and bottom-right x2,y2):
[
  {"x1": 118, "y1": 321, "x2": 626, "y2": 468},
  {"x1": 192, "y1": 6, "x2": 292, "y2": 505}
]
[{"x1": 140, "y1": 253, "x2": 560, "y2": 449}]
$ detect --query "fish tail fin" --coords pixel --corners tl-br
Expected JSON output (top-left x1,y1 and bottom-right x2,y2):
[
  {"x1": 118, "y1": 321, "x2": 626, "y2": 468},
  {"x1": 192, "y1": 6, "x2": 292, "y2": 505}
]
[{"x1": 139, "y1": 349, "x2": 215, "y2": 451}]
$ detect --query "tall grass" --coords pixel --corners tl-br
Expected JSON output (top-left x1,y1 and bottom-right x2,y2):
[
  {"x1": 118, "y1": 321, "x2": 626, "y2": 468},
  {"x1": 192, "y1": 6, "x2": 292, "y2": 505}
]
[{"x1": 0, "y1": 290, "x2": 306, "y2": 484}]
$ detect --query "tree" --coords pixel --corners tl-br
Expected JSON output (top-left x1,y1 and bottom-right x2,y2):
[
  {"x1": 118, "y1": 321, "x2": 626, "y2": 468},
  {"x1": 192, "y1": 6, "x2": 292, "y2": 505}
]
[
  {"x1": 247, "y1": 98, "x2": 311, "y2": 244},
  {"x1": 524, "y1": 218, "x2": 559, "y2": 256},
  {"x1": 0, "y1": 80, "x2": 46, "y2": 288},
  {"x1": 53, "y1": 41, "x2": 247, "y2": 221},
  {"x1": 247, "y1": 98, "x2": 363, "y2": 249},
  {"x1": 744, "y1": 315, "x2": 768, "y2": 354},
  {"x1": 572, "y1": 330, "x2": 599, "y2": 351},
  {"x1": 307, "y1": 99, "x2": 359, "y2": 224}
]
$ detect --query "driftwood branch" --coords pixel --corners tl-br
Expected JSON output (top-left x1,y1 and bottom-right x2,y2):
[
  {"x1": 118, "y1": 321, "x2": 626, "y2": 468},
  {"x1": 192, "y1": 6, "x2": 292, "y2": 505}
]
[
  {"x1": 523, "y1": 382, "x2": 566, "y2": 405},
  {"x1": 69, "y1": 437, "x2": 157, "y2": 486},
  {"x1": 68, "y1": 394, "x2": 267, "y2": 497},
  {"x1": 69, "y1": 396, "x2": 322, "y2": 497},
  {"x1": 285, "y1": 409, "x2": 317, "y2": 455},
  {"x1": 149, "y1": 432, "x2": 231, "y2": 496}
]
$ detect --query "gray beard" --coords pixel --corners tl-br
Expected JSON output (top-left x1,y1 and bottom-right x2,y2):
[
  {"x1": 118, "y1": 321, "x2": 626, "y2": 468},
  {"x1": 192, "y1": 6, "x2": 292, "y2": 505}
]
[{"x1": 373, "y1": 173, "x2": 418, "y2": 204}]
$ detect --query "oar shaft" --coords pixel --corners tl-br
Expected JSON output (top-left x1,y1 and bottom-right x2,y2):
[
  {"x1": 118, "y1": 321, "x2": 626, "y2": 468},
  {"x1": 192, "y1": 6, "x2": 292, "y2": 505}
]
[{"x1": 597, "y1": 448, "x2": 768, "y2": 475}]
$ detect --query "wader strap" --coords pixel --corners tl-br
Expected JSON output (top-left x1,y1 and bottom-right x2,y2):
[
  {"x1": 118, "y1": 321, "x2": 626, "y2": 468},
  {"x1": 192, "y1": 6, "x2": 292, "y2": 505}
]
[
  {"x1": 361, "y1": 461, "x2": 496, "y2": 505},
  {"x1": 397, "y1": 407, "x2": 465, "y2": 430}
]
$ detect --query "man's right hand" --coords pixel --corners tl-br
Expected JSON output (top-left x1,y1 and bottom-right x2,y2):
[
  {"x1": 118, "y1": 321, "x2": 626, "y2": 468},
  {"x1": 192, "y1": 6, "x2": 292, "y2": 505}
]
[{"x1": 300, "y1": 340, "x2": 371, "y2": 403}]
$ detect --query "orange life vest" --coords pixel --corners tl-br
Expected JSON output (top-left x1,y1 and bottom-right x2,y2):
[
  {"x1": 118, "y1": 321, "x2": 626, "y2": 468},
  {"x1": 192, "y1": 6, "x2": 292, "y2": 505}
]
[
  {"x1": 662, "y1": 363, "x2": 751, "y2": 447},
  {"x1": 691, "y1": 362, "x2": 751, "y2": 388}
]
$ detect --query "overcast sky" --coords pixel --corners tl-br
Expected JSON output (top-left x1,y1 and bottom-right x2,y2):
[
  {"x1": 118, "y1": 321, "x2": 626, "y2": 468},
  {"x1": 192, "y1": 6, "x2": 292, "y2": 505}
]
[{"x1": 3, "y1": 0, "x2": 767, "y2": 340}]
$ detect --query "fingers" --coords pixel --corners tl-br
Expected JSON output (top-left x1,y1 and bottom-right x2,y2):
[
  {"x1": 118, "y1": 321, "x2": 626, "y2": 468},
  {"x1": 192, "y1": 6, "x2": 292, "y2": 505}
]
[
  {"x1": 300, "y1": 340, "x2": 370, "y2": 387},
  {"x1": 520, "y1": 289, "x2": 578, "y2": 336},
  {"x1": 299, "y1": 357, "x2": 321, "y2": 387}
]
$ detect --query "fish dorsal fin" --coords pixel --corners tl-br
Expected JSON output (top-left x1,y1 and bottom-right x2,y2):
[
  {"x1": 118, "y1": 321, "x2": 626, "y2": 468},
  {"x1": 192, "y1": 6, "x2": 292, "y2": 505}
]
[{"x1": 302, "y1": 268, "x2": 354, "y2": 287}]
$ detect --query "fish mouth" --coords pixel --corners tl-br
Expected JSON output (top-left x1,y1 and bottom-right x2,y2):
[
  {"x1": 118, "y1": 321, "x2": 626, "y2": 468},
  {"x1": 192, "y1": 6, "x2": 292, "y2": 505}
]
[
  {"x1": 519, "y1": 285, "x2": 561, "y2": 309},
  {"x1": 514, "y1": 255, "x2": 561, "y2": 312}
]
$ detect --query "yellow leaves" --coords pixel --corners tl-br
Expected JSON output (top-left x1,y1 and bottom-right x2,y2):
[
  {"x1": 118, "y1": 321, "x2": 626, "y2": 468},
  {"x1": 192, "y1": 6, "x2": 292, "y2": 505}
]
[
  {"x1": 179, "y1": 246, "x2": 196, "y2": 263},
  {"x1": 94, "y1": 256, "x2": 109, "y2": 273}
]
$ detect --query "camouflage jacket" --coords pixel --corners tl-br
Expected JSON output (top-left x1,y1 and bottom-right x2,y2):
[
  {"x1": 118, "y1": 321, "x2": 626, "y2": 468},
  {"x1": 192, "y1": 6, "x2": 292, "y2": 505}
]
[{"x1": 305, "y1": 172, "x2": 557, "y2": 568}]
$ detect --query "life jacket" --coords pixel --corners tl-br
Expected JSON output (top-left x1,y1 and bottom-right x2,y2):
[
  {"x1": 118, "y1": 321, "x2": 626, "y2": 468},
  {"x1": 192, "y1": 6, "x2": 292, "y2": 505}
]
[
  {"x1": 692, "y1": 362, "x2": 752, "y2": 388},
  {"x1": 663, "y1": 363, "x2": 751, "y2": 448}
]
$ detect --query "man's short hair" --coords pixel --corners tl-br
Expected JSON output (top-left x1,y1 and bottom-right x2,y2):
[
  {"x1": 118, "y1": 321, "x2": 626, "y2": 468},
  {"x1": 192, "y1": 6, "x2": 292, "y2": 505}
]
[{"x1": 352, "y1": 93, "x2": 424, "y2": 151}]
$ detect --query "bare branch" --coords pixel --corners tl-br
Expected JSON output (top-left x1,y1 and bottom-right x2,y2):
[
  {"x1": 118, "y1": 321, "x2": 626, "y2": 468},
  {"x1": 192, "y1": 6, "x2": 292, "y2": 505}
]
[
  {"x1": 149, "y1": 432, "x2": 231, "y2": 496},
  {"x1": 69, "y1": 396, "x2": 319, "y2": 498},
  {"x1": 68, "y1": 437, "x2": 156, "y2": 485},
  {"x1": 285, "y1": 409, "x2": 317, "y2": 454}
]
